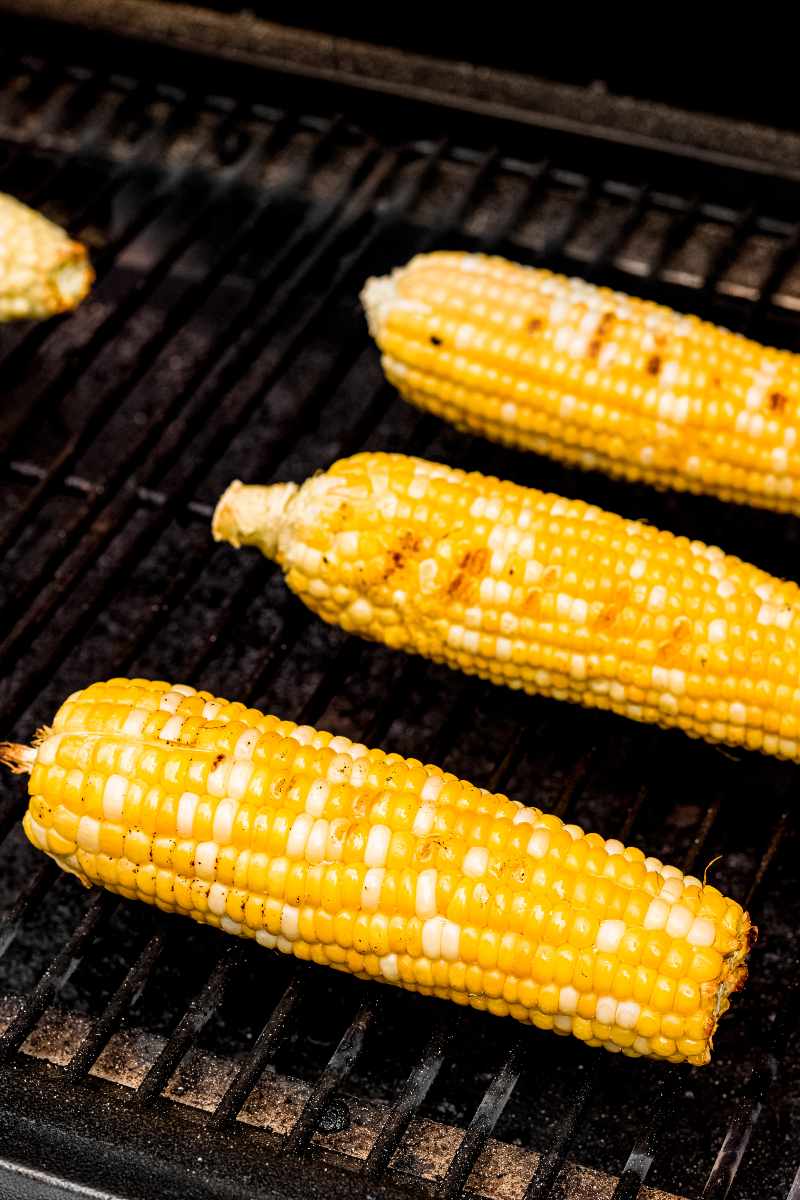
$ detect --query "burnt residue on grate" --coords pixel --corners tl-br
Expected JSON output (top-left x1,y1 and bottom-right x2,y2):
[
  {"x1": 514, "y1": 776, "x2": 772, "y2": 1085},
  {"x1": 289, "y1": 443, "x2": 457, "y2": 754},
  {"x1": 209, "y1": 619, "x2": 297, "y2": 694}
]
[{"x1": 0, "y1": 46, "x2": 799, "y2": 1200}]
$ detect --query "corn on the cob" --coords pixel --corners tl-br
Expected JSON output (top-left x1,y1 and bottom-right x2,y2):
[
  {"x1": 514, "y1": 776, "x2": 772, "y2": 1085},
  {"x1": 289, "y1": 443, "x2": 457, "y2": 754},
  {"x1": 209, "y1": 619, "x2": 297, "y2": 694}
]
[
  {"x1": 214, "y1": 451, "x2": 800, "y2": 762},
  {"x1": 362, "y1": 251, "x2": 800, "y2": 515},
  {"x1": 1, "y1": 678, "x2": 752, "y2": 1064},
  {"x1": 0, "y1": 192, "x2": 93, "y2": 321}
]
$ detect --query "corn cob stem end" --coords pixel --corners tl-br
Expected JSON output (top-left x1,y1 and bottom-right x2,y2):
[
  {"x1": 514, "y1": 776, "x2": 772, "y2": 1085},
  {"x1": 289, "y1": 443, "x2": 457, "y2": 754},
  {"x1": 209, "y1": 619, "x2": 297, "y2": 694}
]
[
  {"x1": 0, "y1": 743, "x2": 36, "y2": 774},
  {"x1": 51, "y1": 248, "x2": 94, "y2": 313},
  {"x1": 361, "y1": 272, "x2": 398, "y2": 340},
  {"x1": 212, "y1": 480, "x2": 299, "y2": 557}
]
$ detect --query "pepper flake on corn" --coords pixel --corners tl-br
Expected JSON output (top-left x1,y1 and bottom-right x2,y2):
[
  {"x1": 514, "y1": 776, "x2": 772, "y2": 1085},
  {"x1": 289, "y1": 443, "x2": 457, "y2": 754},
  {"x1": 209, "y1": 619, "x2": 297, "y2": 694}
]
[
  {"x1": 1, "y1": 678, "x2": 753, "y2": 1065},
  {"x1": 214, "y1": 451, "x2": 800, "y2": 763},
  {"x1": 0, "y1": 192, "x2": 93, "y2": 321},
  {"x1": 362, "y1": 251, "x2": 800, "y2": 515}
]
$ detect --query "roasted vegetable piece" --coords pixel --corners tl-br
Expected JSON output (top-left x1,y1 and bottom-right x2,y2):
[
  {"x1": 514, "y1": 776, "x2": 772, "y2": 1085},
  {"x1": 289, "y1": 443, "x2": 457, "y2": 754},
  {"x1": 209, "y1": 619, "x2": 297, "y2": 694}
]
[
  {"x1": 0, "y1": 192, "x2": 93, "y2": 321},
  {"x1": 215, "y1": 451, "x2": 800, "y2": 762},
  {"x1": 1, "y1": 678, "x2": 752, "y2": 1064},
  {"x1": 362, "y1": 251, "x2": 800, "y2": 515}
]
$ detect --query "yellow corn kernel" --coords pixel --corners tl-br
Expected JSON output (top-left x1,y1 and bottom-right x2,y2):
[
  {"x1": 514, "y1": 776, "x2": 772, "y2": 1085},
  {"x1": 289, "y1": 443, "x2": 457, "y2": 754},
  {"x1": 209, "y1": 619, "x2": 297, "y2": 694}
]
[{"x1": 2, "y1": 677, "x2": 753, "y2": 1068}]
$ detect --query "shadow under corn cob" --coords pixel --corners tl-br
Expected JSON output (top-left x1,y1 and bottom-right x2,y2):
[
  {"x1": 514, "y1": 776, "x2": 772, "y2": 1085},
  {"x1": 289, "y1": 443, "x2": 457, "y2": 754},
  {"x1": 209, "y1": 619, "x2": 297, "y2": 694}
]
[
  {"x1": 1, "y1": 678, "x2": 752, "y2": 1065},
  {"x1": 362, "y1": 251, "x2": 800, "y2": 515},
  {"x1": 0, "y1": 191, "x2": 93, "y2": 321},
  {"x1": 214, "y1": 451, "x2": 800, "y2": 762}
]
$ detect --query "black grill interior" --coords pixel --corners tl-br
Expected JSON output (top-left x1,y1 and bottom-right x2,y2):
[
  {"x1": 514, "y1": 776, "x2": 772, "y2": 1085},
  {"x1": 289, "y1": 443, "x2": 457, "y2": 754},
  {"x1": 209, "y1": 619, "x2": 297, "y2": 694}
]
[{"x1": 0, "y1": 39, "x2": 799, "y2": 1200}]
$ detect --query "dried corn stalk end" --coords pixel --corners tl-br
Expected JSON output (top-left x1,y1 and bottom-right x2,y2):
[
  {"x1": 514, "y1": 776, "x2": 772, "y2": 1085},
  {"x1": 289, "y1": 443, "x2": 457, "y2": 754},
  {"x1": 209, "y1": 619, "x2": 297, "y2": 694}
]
[
  {"x1": 0, "y1": 743, "x2": 36, "y2": 773},
  {"x1": 213, "y1": 480, "x2": 299, "y2": 555}
]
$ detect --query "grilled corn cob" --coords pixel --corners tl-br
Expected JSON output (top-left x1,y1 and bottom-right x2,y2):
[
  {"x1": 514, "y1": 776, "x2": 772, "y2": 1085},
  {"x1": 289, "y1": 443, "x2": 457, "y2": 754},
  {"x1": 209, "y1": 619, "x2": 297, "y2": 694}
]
[
  {"x1": 215, "y1": 451, "x2": 800, "y2": 762},
  {"x1": 362, "y1": 251, "x2": 800, "y2": 515},
  {"x1": 0, "y1": 192, "x2": 93, "y2": 321},
  {"x1": 1, "y1": 678, "x2": 752, "y2": 1064}
]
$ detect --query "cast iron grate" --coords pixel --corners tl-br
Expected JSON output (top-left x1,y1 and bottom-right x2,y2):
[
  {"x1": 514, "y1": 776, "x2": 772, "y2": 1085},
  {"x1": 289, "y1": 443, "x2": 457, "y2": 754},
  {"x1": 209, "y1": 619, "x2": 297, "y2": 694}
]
[{"x1": 0, "y1": 43, "x2": 799, "y2": 1200}]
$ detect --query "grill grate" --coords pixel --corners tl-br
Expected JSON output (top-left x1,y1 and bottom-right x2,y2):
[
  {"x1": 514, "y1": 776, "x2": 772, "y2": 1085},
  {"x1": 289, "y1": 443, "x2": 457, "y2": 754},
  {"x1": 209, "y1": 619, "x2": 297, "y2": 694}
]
[{"x1": 1, "y1": 43, "x2": 799, "y2": 1200}]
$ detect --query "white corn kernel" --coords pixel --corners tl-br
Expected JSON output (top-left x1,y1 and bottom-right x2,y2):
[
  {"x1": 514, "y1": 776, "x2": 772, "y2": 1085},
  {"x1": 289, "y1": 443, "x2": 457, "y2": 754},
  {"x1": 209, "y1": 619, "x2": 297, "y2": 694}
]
[
  {"x1": 688, "y1": 917, "x2": 716, "y2": 947},
  {"x1": 616, "y1": 1001, "x2": 641, "y2": 1030},
  {"x1": 527, "y1": 829, "x2": 550, "y2": 859},
  {"x1": 208, "y1": 882, "x2": 227, "y2": 916},
  {"x1": 421, "y1": 776, "x2": 444, "y2": 802},
  {"x1": 422, "y1": 915, "x2": 445, "y2": 959},
  {"x1": 559, "y1": 986, "x2": 579, "y2": 1015},
  {"x1": 280, "y1": 905, "x2": 300, "y2": 941},
  {"x1": 306, "y1": 819, "x2": 329, "y2": 863},
  {"x1": 212, "y1": 800, "x2": 237, "y2": 845},
  {"x1": 361, "y1": 867, "x2": 385, "y2": 911},
  {"x1": 463, "y1": 847, "x2": 489, "y2": 878},
  {"x1": 226, "y1": 762, "x2": 253, "y2": 799},
  {"x1": 379, "y1": 954, "x2": 400, "y2": 982},
  {"x1": 666, "y1": 905, "x2": 693, "y2": 939},
  {"x1": 195, "y1": 841, "x2": 219, "y2": 880},
  {"x1": 441, "y1": 921, "x2": 461, "y2": 962},
  {"x1": 596, "y1": 919, "x2": 625, "y2": 953},
  {"x1": 177, "y1": 792, "x2": 199, "y2": 838},
  {"x1": 76, "y1": 815, "x2": 101, "y2": 853},
  {"x1": 102, "y1": 774, "x2": 128, "y2": 820},
  {"x1": 365, "y1": 824, "x2": 391, "y2": 868},
  {"x1": 596, "y1": 996, "x2": 617, "y2": 1026},
  {"x1": 287, "y1": 814, "x2": 313, "y2": 859},
  {"x1": 416, "y1": 868, "x2": 439, "y2": 918},
  {"x1": 159, "y1": 715, "x2": 184, "y2": 742},
  {"x1": 413, "y1": 805, "x2": 436, "y2": 837},
  {"x1": 234, "y1": 729, "x2": 260, "y2": 759},
  {"x1": 123, "y1": 708, "x2": 150, "y2": 736},
  {"x1": 644, "y1": 899, "x2": 669, "y2": 931},
  {"x1": 305, "y1": 780, "x2": 329, "y2": 817}
]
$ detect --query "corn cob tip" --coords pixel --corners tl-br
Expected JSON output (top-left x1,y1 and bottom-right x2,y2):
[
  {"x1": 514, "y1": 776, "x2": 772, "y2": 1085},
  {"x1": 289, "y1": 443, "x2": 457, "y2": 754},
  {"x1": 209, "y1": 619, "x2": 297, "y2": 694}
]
[
  {"x1": 0, "y1": 192, "x2": 94, "y2": 321},
  {"x1": 361, "y1": 272, "x2": 398, "y2": 340},
  {"x1": 212, "y1": 480, "x2": 299, "y2": 557},
  {"x1": 0, "y1": 743, "x2": 36, "y2": 774},
  {"x1": 50, "y1": 246, "x2": 94, "y2": 313}
]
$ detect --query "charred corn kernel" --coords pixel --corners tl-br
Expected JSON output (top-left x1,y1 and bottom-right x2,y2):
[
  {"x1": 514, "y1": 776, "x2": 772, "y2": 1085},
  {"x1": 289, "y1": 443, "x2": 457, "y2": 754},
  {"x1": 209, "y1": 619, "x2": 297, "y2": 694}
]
[
  {"x1": 0, "y1": 192, "x2": 93, "y2": 320},
  {"x1": 362, "y1": 250, "x2": 800, "y2": 516},
  {"x1": 214, "y1": 451, "x2": 800, "y2": 765},
  {"x1": 1, "y1": 679, "x2": 752, "y2": 1067}
]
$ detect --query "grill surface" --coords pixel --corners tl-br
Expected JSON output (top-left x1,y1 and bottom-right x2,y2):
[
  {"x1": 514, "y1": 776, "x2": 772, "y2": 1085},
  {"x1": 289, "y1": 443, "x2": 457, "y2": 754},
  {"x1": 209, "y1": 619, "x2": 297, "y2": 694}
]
[{"x1": 0, "y1": 33, "x2": 799, "y2": 1200}]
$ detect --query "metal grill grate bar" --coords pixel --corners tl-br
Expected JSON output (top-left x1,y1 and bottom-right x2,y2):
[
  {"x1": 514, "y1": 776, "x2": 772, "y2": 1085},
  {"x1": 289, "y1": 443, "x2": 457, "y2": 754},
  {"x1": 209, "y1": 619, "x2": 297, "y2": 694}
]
[
  {"x1": 438, "y1": 1036, "x2": 526, "y2": 1200},
  {"x1": 365, "y1": 1023, "x2": 456, "y2": 1180},
  {"x1": 132, "y1": 941, "x2": 239, "y2": 1106},
  {"x1": 283, "y1": 1001, "x2": 377, "y2": 1155},
  {"x1": 209, "y1": 975, "x2": 301, "y2": 1127},
  {"x1": 64, "y1": 933, "x2": 164, "y2": 1084},
  {"x1": 0, "y1": 890, "x2": 114, "y2": 1061}
]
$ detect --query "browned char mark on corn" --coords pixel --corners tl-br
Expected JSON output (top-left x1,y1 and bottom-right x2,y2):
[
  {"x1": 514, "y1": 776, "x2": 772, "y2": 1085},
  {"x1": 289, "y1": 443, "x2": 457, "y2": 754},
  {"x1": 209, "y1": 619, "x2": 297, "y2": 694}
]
[
  {"x1": 1, "y1": 679, "x2": 751, "y2": 1065},
  {"x1": 361, "y1": 251, "x2": 800, "y2": 515}
]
